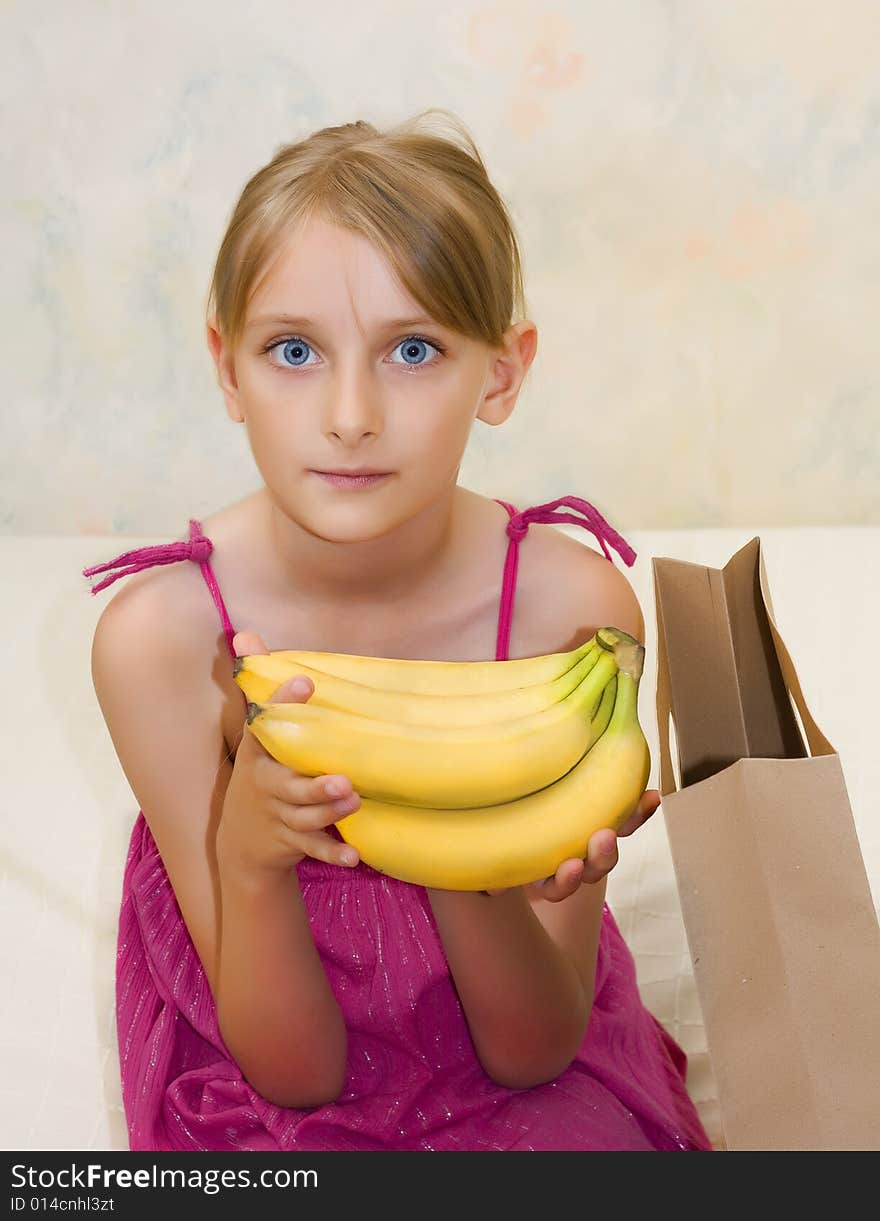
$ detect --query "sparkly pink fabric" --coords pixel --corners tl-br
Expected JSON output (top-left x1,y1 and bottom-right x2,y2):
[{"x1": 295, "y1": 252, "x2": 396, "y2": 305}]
[{"x1": 85, "y1": 497, "x2": 712, "y2": 1152}]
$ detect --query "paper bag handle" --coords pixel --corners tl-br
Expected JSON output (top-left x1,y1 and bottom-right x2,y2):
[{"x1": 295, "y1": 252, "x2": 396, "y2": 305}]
[
  {"x1": 655, "y1": 541, "x2": 835, "y2": 797},
  {"x1": 755, "y1": 542, "x2": 834, "y2": 758}
]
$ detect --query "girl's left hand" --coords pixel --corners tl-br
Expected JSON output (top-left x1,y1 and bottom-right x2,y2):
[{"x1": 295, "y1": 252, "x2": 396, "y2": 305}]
[{"x1": 485, "y1": 788, "x2": 662, "y2": 903}]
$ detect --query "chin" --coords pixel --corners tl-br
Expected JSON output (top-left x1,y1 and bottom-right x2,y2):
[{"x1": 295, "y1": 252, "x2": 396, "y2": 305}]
[{"x1": 295, "y1": 501, "x2": 399, "y2": 543}]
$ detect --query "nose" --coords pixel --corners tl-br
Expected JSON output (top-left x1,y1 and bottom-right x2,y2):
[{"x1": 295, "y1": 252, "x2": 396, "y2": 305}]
[{"x1": 321, "y1": 364, "x2": 384, "y2": 445}]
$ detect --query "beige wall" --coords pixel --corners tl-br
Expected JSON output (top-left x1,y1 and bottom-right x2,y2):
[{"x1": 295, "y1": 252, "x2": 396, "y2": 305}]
[{"x1": 5, "y1": 0, "x2": 878, "y2": 534}]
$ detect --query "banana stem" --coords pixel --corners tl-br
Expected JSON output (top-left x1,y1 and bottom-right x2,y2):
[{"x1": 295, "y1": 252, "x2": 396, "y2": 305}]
[{"x1": 596, "y1": 627, "x2": 645, "y2": 682}]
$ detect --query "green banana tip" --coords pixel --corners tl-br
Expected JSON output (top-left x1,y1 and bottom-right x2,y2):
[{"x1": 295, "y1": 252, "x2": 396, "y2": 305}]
[
  {"x1": 597, "y1": 627, "x2": 645, "y2": 682},
  {"x1": 597, "y1": 626, "x2": 634, "y2": 651}
]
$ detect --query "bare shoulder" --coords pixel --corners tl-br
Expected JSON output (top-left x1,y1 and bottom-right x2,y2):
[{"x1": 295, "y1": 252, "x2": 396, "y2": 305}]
[
  {"x1": 88, "y1": 493, "x2": 256, "y2": 684},
  {"x1": 91, "y1": 554, "x2": 213, "y2": 655},
  {"x1": 88, "y1": 543, "x2": 243, "y2": 998},
  {"x1": 557, "y1": 530, "x2": 645, "y2": 643},
  {"x1": 508, "y1": 511, "x2": 644, "y2": 654},
  {"x1": 89, "y1": 552, "x2": 240, "y2": 717}
]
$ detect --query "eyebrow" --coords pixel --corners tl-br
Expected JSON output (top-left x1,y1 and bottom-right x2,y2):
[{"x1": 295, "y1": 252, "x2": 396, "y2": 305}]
[{"x1": 245, "y1": 313, "x2": 440, "y2": 332}]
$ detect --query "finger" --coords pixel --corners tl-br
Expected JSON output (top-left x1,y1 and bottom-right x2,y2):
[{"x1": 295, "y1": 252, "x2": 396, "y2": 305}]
[
  {"x1": 271, "y1": 794, "x2": 361, "y2": 834},
  {"x1": 278, "y1": 770, "x2": 355, "y2": 807},
  {"x1": 617, "y1": 788, "x2": 661, "y2": 838},
  {"x1": 535, "y1": 858, "x2": 584, "y2": 902},
  {"x1": 290, "y1": 828, "x2": 360, "y2": 869},
  {"x1": 267, "y1": 673, "x2": 314, "y2": 703},
  {"x1": 240, "y1": 677, "x2": 314, "y2": 758},
  {"x1": 244, "y1": 678, "x2": 314, "y2": 752},
  {"x1": 233, "y1": 630, "x2": 270, "y2": 657},
  {"x1": 271, "y1": 780, "x2": 361, "y2": 830},
  {"x1": 582, "y1": 829, "x2": 619, "y2": 882}
]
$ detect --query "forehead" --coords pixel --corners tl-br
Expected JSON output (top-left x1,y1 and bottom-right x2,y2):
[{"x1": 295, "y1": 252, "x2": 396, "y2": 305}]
[{"x1": 247, "y1": 215, "x2": 419, "y2": 323}]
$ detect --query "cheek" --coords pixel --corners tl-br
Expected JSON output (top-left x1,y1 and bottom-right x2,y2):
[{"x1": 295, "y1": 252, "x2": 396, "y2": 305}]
[
  {"x1": 241, "y1": 407, "x2": 306, "y2": 480},
  {"x1": 408, "y1": 380, "x2": 479, "y2": 440},
  {"x1": 402, "y1": 412, "x2": 471, "y2": 469}
]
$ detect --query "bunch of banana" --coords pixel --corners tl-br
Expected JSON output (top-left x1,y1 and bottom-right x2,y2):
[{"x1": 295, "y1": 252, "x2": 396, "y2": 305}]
[
  {"x1": 242, "y1": 644, "x2": 617, "y2": 807},
  {"x1": 233, "y1": 634, "x2": 599, "y2": 720},
  {"x1": 234, "y1": 627, "x2": 650, "y2": 890}
]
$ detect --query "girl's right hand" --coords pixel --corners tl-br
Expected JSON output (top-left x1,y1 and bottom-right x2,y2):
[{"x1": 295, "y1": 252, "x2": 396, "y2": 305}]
[{"x1": 217, "y1": 631, "x2": 362, "y2": 880}]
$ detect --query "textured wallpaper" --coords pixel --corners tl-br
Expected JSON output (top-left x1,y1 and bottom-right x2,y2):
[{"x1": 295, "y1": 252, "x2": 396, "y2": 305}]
[{"x1": 4, "y1": 0, "x2": 879, "y2": 534}]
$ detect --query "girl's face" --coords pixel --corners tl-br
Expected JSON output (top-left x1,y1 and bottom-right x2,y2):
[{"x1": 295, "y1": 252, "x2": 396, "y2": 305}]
[{"x1": 210, "y1": 214, "x2": 533, "y2": 542}]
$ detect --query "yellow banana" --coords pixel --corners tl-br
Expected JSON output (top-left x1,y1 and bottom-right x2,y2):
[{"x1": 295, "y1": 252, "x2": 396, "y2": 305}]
[
  {"x1": 586, "y1": 667, "x2": 617, "y2": 739},
  {"x1": 236, "y1": 634, "x2": 596, "y2": 696},
  {"x1": 336, "y1": 629, "x2": 650, "y2": 890},
  {"x1": 235, "y1": 642, "x2": 600, "y2": 726},
  {"x1": 245, "y1": 647, "x2": 619, "y2": 808}
]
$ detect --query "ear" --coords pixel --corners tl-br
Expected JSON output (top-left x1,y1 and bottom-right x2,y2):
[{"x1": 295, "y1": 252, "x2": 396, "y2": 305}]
[
  {"x1": 206, "y1": 319, "x2": 245, "y2": 424},
  {"x1": 475, "y1": 320, "x2": 538, "y2": 427}
]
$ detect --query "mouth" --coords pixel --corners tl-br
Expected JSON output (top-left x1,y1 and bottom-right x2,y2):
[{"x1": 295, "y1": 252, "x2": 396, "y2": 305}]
[{"x1": 310, "y1": 470, "x2": 393, "y2": 490}]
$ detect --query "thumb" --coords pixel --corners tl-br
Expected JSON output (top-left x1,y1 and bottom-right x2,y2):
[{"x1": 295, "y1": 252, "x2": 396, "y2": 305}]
[
  {"x1": 233, "y1": 630, "x2": 270, "y2": 657},
  {"x1": 268, "y1": 673, "x2": 314, "y2": 704},
  {"x1": 233, "y1": 630, "x2": 313, "y2": 706}
]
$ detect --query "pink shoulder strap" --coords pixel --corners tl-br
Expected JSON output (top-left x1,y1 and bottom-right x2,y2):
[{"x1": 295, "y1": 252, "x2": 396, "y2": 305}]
[
  {"x1": 492, "y1": 495, "x2": 637, "y2": 662},
  {"x1": 84, "y1": 497, "x2": 635, "y2": 666},
  {"x1": 82, "y1": 520, "x2": 238, "y2": 659}
]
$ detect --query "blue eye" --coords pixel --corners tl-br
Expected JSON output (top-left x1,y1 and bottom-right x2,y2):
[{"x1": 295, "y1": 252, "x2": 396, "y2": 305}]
[
  {"x1": 264, "y1": 333, "x2": 446, "y2": 372},
  {"x1": 269, "y1": 337, "x2": 315, "y2": 368},
  {"x1": 389, "y1": 336, "x2": 442, "y2": 368}
]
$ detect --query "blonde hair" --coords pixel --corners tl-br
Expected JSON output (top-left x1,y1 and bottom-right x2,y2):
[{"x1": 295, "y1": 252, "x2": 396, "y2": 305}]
[{"x1": 206, "y1": 109, "x2": 527, "y2": 353}]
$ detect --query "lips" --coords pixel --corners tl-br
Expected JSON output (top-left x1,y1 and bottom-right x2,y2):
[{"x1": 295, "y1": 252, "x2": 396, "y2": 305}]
[{"x1": 312, "y1": 470, "x2": 392, "y2": 490}]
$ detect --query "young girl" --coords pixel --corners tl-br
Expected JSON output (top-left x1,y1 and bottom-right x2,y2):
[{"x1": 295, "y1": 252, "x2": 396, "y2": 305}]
[{"x1": 84, "y1": 111, "x2": 711, "y2": 1153}]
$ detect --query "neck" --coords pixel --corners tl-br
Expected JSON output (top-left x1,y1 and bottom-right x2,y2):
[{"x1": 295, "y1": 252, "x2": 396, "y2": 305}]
[{"x1": 259, "y1": 485, "x2": 465, "y2": 609}]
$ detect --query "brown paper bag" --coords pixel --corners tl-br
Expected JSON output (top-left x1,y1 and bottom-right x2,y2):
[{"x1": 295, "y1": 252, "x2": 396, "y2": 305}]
[{"x1": 652, "y1": 536, "x2": 880, "y2": 1151}]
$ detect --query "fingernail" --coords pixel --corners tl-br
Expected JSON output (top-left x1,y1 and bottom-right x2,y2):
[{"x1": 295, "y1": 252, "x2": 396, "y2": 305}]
[
  {"x1": 341, "y1": 849, "x2": 358, "y2": 867},
  {"x1": 325, "y1": 779, "x2": 344, "y2": 797},
  {"x1": 290, "y1": 678, "x2": 310, "y2": 695},
  {"x1": 334, "y1": 794, "x2": 359, "y2": 814}
]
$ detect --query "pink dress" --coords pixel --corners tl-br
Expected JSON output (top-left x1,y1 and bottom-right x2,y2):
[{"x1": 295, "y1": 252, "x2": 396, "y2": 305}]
[{"x1": 84, "y1": 495, "x2": 712, "y2": 1152}]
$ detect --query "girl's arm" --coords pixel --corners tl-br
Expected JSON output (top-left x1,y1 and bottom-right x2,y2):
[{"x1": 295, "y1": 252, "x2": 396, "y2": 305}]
[
  {"x1": 90, "y1": 579, "x2": 347, "y2": 1109},
  {"x1": 215, "y1": 852, "x2": 348, "y2": 1107},
  {"x1": 426, "y1": 879, "x2": 605, "y2": 1089}
]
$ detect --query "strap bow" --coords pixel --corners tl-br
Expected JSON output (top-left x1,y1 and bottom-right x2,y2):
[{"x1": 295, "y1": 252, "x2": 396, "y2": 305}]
[
  {"x1": 504, "y1": 495, "x2": 636, "y2": 566},
  {"x1": 82, "y1": 520, "x2": 213, "y2": 594}
]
